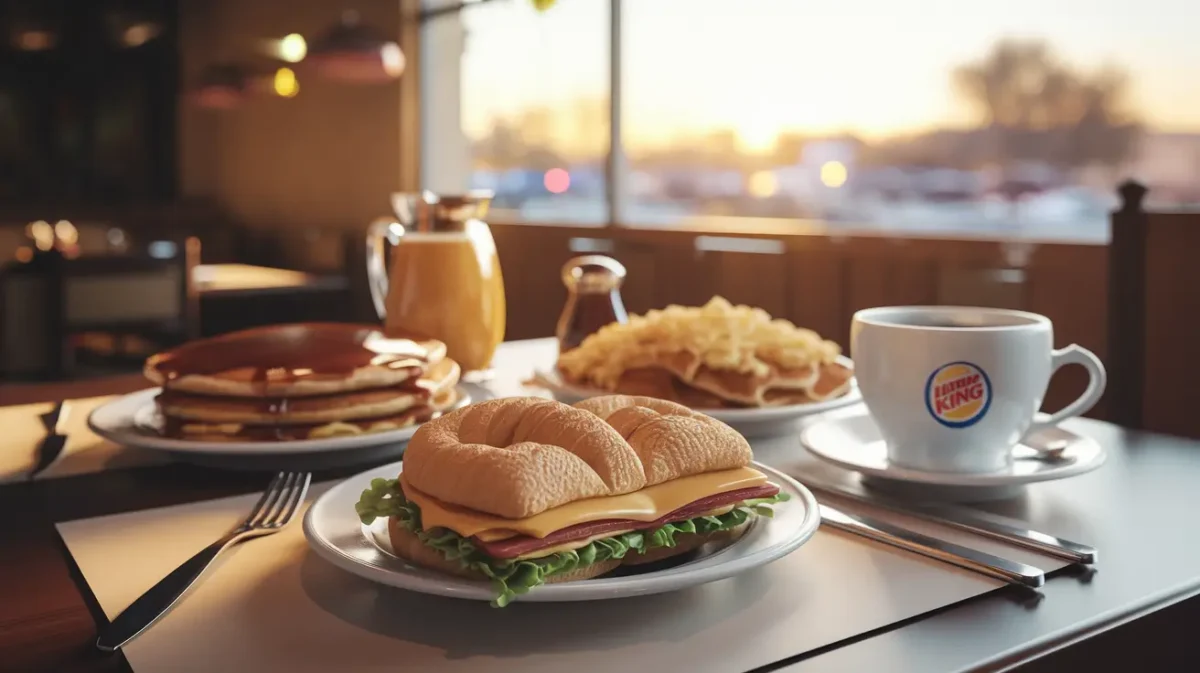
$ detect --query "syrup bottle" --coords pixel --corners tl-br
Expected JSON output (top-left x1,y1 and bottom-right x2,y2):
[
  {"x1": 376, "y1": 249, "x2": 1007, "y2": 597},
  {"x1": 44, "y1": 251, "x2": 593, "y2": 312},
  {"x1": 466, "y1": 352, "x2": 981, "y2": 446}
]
[{"x1": 556, "y1": 255, "x2": 628, "y2": 353}]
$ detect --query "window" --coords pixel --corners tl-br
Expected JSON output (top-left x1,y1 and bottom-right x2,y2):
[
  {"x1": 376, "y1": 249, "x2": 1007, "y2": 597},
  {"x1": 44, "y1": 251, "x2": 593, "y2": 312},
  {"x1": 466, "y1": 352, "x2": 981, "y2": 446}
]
[
  {"x1": 422, "y1": 0, "x2": 1200, "y2": 240},
  {"x1": 421, "y1": 0, "x2": 609, "y2": 224}
]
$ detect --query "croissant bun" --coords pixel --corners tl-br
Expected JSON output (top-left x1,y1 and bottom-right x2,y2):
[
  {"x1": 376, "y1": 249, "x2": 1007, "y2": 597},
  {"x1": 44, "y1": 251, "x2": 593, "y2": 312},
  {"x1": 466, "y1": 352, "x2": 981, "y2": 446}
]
[{"x1": 402, "y1": 395, "x2": 753, "y2": 519}]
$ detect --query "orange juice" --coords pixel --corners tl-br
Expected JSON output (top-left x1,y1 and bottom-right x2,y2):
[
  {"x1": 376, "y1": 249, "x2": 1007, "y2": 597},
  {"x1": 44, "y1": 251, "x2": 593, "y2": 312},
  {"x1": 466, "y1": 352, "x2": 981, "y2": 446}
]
[{"x1": 383, "y1": 220, "x2": 506, "y2": 371}]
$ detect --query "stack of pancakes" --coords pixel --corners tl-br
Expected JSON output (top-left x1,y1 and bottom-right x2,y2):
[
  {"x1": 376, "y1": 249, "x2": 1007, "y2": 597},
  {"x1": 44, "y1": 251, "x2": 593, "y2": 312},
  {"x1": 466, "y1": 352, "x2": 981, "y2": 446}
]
[
  {"x1": 144, "y1": 323, "x2": 462, "y2": 442},
  {"x1": 556, "y1": 296, "x2": 853, "y2": 409}
]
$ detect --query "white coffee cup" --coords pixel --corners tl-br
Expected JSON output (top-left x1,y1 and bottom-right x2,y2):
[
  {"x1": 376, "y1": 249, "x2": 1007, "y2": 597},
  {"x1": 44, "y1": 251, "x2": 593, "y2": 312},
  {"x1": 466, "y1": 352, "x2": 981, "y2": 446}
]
[{"x1": 850, "y1": 306, "x2": 1106, "y2": 474}]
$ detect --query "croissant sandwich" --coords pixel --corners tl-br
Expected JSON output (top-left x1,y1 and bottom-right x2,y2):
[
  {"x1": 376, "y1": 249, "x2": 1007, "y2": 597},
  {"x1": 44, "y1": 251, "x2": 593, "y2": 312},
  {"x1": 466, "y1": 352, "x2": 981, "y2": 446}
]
[{"x1": 355, "y1": 395, "x2": 789, "y2": 606}]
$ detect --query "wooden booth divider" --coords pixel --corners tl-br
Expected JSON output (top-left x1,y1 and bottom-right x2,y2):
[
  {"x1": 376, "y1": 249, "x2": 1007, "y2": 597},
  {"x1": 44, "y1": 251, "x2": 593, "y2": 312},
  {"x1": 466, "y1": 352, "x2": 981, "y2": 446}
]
[{"x1": 489, "y1": 220, "x2": 1110, "y2": 420}]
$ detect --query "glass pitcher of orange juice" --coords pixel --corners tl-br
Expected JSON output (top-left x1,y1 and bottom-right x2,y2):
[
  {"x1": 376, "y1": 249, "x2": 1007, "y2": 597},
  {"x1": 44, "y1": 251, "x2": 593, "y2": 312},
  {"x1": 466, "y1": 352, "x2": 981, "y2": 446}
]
[{"x1": 366, "y1": 191, "x2": 506, "y2": 375}]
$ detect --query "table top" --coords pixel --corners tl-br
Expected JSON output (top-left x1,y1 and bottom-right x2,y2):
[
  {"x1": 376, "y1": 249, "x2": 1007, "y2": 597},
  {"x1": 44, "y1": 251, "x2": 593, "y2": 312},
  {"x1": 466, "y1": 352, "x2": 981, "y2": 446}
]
[
  {"x1": 755, "y1": 420, "x2": 1200, "y2": 672},
  {"x1": 3, "y1": 338, "x2": 1200, "y2": 673}
]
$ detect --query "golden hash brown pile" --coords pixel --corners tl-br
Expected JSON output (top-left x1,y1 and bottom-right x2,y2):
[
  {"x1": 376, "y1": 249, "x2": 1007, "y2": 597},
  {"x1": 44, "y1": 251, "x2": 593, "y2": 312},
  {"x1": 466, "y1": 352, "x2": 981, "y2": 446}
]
[{"x1": 556, "y1": 297, "x2": 852, "y2": 408}]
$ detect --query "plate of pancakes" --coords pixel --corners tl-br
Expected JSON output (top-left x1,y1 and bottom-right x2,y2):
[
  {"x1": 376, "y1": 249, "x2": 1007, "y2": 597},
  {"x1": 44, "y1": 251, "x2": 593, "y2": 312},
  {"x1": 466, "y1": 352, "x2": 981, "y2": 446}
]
[
  {"x1": 88, "y1": 323, "x2": 472, "y2": 459},
  {"x1": 540, "y1": 297, "x2": 861, "y2": 435}
]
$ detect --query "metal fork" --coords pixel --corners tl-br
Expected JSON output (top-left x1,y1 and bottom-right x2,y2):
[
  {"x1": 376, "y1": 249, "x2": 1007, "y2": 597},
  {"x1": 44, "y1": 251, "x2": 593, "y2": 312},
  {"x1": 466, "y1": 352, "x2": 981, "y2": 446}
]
[{"x1": 96, "y1": 471, "x2": 312, "y2": 652}]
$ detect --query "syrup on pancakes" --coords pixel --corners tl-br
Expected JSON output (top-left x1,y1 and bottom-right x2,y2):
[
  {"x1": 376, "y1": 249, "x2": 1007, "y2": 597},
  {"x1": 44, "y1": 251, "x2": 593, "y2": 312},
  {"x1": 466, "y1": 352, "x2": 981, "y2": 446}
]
[
  {"x1": 147, "y1": 323, "x2": 448, "y2": 440},
  {"x1": 147, "y1": 322, "x2": 434, "y2": 387}
]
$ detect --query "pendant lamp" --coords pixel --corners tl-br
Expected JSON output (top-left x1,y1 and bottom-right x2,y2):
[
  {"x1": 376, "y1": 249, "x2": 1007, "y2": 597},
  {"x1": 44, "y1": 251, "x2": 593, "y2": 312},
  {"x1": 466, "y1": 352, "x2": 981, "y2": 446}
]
[{"x1": 304, "y1": 10, "x2": 405, "y2": 84}]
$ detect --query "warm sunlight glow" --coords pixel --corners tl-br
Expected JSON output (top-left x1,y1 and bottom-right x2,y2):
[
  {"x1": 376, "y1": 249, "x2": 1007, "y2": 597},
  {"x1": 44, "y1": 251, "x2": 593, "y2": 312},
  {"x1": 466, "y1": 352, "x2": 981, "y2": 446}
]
[
  {"x1": 279, "y1": 33, "x2": 308, "y2": 63},
  {"x1": 273, "y1": 68, "x2": 300, "y2": 97},
  {"x1": 820, "y1": 161, "x2": 848, "y2": 188},
  {"x1": 544, "y1": 168, "x2": 571, "y2": 194},
  {"x1": 737, "y1": 120, "x2": 778, "y2": 152},
  {"x1": 460, "y1": 0, "x2": 1200, "y2": 158},
  {"x1": 747, "y1": 171, "x2": 778, "y2": 198}
]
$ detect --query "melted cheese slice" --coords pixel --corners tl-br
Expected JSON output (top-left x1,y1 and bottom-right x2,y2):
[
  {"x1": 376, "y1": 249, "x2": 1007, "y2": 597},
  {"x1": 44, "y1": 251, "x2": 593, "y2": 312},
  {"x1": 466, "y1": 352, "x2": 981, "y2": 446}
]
[
  {"x1": 401, "y1": 466, "x2": 768, "y2": 540},
  {"x1": 510, "y1": 503, "x2": 740, "y2": 560}
]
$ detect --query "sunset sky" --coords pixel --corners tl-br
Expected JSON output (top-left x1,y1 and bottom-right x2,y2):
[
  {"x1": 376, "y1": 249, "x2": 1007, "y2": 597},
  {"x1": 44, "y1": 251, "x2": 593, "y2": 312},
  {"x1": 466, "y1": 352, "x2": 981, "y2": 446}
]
[{"x1": 457, "y1": 0, "x2": 1200, "y2": 151}]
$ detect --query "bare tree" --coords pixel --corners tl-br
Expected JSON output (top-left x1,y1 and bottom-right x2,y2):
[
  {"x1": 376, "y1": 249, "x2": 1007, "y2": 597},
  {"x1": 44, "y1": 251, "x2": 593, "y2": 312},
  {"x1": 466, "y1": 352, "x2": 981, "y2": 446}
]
[{"x1": 954, "y1": 39, "x2": 1141, "y2": 173}]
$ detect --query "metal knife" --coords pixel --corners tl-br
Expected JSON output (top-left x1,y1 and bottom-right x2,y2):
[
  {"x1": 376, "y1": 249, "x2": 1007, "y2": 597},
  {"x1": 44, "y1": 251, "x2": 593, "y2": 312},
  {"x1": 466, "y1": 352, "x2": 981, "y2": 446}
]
[
  {"x1": 820, "y1": 503, "x2": 1046, "y2": 588},
  {"x1": 30, "y1": 400, "x2": 70, "y2": 480},
  {"x1": 804, "y1": 477, "x2": 1096, "y2": 565}
]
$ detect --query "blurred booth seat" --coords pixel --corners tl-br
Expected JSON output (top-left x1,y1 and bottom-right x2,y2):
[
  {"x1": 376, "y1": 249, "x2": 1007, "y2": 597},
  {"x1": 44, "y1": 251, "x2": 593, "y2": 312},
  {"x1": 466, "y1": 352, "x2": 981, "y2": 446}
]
[{"x1": 0, "y1": 238, "x2": 200, "y2": 380}]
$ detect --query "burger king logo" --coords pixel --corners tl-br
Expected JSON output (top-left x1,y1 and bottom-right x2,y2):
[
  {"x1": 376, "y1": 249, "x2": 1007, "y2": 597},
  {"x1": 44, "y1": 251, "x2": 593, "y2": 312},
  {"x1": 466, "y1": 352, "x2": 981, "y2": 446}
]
[{"x1": 925, "y1": 362, "x2": 991, "y2": 428}]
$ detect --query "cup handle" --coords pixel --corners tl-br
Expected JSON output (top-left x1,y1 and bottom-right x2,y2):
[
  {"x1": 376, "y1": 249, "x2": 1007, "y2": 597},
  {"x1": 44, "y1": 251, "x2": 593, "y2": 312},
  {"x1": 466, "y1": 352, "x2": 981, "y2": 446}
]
[
  {"x1": 1026, "y1": 344, "x2": 1107, "y2": 435},
  {"x1": 366, "y1": 218, "x2": 399, "y2": 321}
]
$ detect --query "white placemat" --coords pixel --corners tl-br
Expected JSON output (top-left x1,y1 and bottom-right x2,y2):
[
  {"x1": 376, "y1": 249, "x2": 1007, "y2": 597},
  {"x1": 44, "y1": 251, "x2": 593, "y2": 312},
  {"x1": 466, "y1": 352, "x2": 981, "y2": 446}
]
[
  {"x1": 0, "y1": 394, "x2": 168, "y2": 483},
  {"x1": 57, "y1": 480, "x2": 1071, "y2": 673}
]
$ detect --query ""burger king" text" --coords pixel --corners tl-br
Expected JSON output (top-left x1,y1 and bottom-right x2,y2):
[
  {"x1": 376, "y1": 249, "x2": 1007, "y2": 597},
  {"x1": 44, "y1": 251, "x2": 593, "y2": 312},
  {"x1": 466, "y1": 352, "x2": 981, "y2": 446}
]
[{"x1": 932, "y1": 374, "x2": 984, "y2": 414}]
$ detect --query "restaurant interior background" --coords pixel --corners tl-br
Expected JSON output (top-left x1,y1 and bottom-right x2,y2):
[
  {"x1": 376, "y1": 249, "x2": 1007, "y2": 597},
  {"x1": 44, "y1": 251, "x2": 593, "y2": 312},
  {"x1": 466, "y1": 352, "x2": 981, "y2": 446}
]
[{"x1": 1, "y1": 0, "x2": 1197, "y2": 436}]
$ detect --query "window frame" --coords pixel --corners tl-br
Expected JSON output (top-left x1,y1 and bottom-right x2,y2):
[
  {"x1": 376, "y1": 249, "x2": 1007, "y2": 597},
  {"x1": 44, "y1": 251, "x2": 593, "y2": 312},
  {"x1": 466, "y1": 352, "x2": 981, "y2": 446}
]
[
  {"x1": 605, "y1": 0, "x2": 624, "y2": 228},
  {"x1": 413, "y1": 0, "x2": 624, "y2": 226},
  {"x1": 411, "y1": 0, "x2": 1129, "y2": 242}
]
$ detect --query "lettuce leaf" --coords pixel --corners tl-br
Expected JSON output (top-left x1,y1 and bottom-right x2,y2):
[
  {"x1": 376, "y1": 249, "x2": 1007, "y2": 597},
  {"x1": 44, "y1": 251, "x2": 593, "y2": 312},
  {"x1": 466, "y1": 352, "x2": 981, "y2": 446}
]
[{"x1": 355, "y1": 478, "x2": 789, "y2": 607}]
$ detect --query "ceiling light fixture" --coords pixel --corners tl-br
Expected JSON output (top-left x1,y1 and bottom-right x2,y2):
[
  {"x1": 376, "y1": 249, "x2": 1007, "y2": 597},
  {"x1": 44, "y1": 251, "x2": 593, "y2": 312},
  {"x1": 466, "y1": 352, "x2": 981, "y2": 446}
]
[
  {"x1": 277, "y1": 33, "x2": 308, "y2": 63},
  {"x1": 304, "y1": 10, "x2": 405, "y2": 84}
]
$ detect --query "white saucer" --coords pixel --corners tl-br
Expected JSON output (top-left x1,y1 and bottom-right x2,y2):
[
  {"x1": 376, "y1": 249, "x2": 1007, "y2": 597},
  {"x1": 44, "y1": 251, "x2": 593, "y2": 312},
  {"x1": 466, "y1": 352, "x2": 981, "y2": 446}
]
[
  {"x1": 87, "y1": 385, "x2": 476, "y2": 470},
  {"x1": 799, "y1": 409, "x2": 1105, "y2": 500},
  {"x1": 531, "y1": 356, "x2": 861, "y2": 438},
  {"x1": 304, "y1": 461, "x2": 819, "y2": 603}
]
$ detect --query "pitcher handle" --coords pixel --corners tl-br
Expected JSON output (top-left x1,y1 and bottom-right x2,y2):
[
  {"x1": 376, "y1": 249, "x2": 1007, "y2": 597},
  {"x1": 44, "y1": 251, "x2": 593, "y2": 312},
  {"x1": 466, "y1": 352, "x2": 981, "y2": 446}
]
[
  {"x1": 1026, "y1": 344, "x2": 1107, "y2": 435},
  {"x1": 366, "y1": 218, "x2": 400, "y2": 321}
]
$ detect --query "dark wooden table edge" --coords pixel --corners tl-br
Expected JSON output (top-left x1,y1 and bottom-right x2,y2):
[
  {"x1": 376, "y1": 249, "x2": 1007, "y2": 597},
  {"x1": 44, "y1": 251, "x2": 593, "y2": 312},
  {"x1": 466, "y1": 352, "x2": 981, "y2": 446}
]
[
  {"x1": 1, "y1": 462, "x2": 300, "y2": 673},
  {"x1": 965, "y1": 580, "x2": 1200, "y2": 673},
  {"x1": 53, "y1": 530, "x2": 133, "y2": 673},
  {"x1": 745, "y1": 588, "x2": 1041, "y2": 673},
  {"x1": 0, "y1": 374, "x2": 148, "y2": 407}
]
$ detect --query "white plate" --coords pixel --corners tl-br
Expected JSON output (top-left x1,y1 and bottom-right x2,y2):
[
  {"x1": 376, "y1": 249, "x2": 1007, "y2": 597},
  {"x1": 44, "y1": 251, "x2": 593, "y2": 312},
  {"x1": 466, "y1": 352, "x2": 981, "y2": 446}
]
[
  {"x1": 800, "y1": 409, "x2": 1106, "y2": 494},
  {"x1": 303, "y1": 461, "x2": 819, "y2": 603},
  {"x1": 87, "y1": 386, "x2": 472, "y2": 456},
  {"x1": 533, "y1": 356, "x2": 861, "y2": 438}
]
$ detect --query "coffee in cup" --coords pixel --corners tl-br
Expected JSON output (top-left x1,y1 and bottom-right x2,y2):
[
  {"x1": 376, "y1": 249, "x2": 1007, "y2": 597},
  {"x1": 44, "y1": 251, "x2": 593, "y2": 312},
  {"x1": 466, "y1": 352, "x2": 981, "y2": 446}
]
[{"x1": 850, "y1": 306, "x2": 1106, "y2": 474}]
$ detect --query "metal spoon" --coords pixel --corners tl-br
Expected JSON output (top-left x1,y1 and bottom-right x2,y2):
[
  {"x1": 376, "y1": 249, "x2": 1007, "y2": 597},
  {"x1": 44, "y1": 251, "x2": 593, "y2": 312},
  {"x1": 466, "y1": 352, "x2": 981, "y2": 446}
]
[{"x1": 1014, "y1": 438, "x2": 1072, "y2": 463}]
